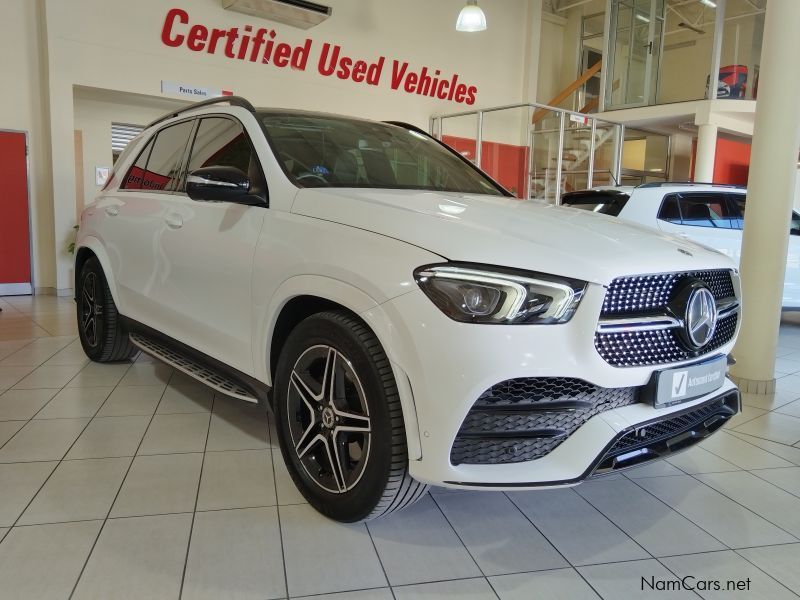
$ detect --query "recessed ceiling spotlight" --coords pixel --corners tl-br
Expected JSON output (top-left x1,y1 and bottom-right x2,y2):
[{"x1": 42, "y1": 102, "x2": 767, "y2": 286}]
[{"x1": 456, "y1": 0, "x2": 487, "y2": 32}]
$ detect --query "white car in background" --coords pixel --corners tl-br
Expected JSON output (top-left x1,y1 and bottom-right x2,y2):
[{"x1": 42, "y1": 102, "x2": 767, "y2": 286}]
[
  {"x1": 562, "y1": 183, "x2": 800, "y2": 308},
  {"x1": 75, "y1": 97, "x2": 741, "y2": 522}
]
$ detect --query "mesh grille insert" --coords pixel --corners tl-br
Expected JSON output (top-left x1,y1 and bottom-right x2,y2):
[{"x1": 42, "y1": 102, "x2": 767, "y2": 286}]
[{"x1": 451, "y1": 378, "x2": 639, "y2": 465}]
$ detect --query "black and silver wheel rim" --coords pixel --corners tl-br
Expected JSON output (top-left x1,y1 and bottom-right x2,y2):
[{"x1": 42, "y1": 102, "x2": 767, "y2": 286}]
[
  {"x1": 80, "y1": 272, "x2": 101, "y2": 347},
  {"x1": 286, "y1": 345, "x2": 371, "y2": 494}
]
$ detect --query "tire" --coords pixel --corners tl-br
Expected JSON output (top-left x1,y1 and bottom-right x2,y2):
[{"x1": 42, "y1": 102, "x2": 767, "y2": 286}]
[
  {"x1": 76, "y1": 257, "x2": 136, "y2": 362},
  {"x1": 274, "y1": 310, "x2": 428, "y2": 522}
]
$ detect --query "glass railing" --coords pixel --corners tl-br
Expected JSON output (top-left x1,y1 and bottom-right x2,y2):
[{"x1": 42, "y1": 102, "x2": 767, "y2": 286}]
[{"x1": 431, "y1": 103, "x2": 624, "y2": 204}]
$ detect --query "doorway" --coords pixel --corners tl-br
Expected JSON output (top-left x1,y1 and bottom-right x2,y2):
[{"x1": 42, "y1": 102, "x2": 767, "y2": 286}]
[
  {"x1": 605, "y1": 0, "x2": 665, "y2": 110},
  {"x1": 0, "y1": 130, "x2": 33, "y2": 295}
]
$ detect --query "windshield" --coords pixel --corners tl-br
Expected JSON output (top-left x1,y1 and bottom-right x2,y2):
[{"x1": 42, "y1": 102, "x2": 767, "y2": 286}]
[{"x1": 260, "y1": 112, "x2": 506, "y2": 196}]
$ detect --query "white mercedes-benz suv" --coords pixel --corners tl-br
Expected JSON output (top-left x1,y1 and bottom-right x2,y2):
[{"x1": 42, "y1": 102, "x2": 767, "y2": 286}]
[{"x1": 75, "y1": 96, "x2": 741, "y2": 522}]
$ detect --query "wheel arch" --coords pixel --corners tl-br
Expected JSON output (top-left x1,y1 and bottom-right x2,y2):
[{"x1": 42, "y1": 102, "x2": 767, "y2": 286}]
[
  {"x1": 74, "y1": 238, "x2": 121, "y2": 308},
  {"x1": 259, "y1": 275, "x2": 422, "y2": 460}
]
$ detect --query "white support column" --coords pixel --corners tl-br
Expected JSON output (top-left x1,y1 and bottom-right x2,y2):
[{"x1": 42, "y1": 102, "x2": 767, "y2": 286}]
[
  {"x1": 694, "y1": 123, "x2": 718, "y2": 182},
  {"x1": 730, "y1": 0, "x2": 800, "y2": 394}
]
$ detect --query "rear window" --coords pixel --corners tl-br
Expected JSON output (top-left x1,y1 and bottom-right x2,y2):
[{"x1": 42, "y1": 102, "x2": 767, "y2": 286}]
[{"x1": 562, "y1": 192, "x2": 630, "y2": 216}]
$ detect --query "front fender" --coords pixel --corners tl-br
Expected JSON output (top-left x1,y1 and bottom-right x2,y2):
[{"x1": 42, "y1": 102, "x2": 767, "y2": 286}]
[
  {"x1": 255, "y1": 274, "x2": 422, "y2": 461},
  {"x1": 75, "y1": 236, "x2": 122, "y2": 310}
]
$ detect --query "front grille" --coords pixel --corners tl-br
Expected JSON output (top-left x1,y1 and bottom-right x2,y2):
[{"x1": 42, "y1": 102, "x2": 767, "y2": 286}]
[
  {"x1": 596, "y1": 312, "x2": 737, "y2": 367},
  {"x1": 596, "y1": 269, "x2": 738, "y2": 367},
  {"x1": 450, "y1": 378, "x2": 639, "y2": 465},
  {"x1": 601, "y1": 270, "x2": 735, "y2": 316}
]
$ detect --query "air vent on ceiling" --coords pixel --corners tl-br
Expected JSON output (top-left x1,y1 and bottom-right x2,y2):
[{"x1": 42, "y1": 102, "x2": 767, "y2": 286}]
[{"x1": 222, "y1": 0, "x2": 332, "y2": 29}]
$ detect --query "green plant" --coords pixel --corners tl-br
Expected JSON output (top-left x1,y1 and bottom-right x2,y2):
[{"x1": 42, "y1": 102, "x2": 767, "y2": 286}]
[{"x1": 67, "y1": 224, "x2": 79, "y2": 255}]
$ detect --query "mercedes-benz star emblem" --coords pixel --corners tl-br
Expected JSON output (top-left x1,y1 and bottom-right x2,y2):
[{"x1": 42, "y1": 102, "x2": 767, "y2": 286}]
[{"x1": 685, "y1": 287, "x2": 717, "y2": 348}]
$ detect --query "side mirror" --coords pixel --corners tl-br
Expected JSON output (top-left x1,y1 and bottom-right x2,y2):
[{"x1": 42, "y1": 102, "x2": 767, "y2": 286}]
[{"x1": 186, "y1": 166, "x2": 261, "y2": 204}]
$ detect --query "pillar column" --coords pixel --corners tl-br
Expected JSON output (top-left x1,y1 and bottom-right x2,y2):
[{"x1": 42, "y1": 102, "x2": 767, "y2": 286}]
[
  {"x1": 694, "y1": 123, "x2": 718, "y2": 182},
  {"x1": 730, "y1": 0, "x2": 800, "y2": 393}
]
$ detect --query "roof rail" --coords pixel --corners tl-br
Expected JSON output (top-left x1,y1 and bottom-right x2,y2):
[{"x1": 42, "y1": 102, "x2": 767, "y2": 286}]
[
  {"x1": 146, "y1": 95, "x2": 257, "y2": 129},
  {"x1": 637, "y1": 181, "x2": 746, "y2": 189}
]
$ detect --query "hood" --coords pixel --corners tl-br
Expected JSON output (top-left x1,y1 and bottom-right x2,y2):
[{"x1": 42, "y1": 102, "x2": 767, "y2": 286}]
[{"x1": 291, "y1": 188, "x2": 736, "y2": 285}]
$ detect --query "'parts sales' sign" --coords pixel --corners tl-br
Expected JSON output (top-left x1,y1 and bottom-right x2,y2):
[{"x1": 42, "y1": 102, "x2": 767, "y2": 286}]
[{"x1": 160, "y1": 8, "x2": 478, "y2": 105}]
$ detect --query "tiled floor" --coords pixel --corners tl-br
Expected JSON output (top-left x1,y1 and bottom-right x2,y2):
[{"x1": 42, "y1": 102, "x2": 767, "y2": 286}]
[{"x1": 2, "y1": 295, "x2": 800, "y2": 599}]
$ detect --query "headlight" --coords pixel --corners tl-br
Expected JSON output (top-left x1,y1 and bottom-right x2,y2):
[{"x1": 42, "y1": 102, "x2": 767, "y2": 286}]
[{"x1": 414, "y1": 264, "x2": 586, "y2": 324}]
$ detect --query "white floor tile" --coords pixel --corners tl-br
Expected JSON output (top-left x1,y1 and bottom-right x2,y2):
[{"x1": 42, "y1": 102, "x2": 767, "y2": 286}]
[
  {"x1": 661, "y1": 550, "x2": 797, "y2": 599},
  {"x1": 19, "y1": 457, "x2": 131, "y2": 525},
  {"x1": 110, "y1": 452, "x2": 203, "y2": 517},
  {"x1": 507, "y1": 489, "x2": 650, "y2": 566},
  {"x1": 700, "y1": 432, "x2": 794, "y2": 470},
  {"x1": 72, "y1": 513, "x2": 192, "y2": 600},
  {"x1": 733, "y1": 412, "x2": 800, "y2": 445},
  {"x1": 750, "y1": 466, "x2": 800, "y2": 497},
  {"x1": 34, "y1": 387, "x2": 113, "y2": 419},
  {"x1": 0, "y1": 418, "x2": 89, "y2": 463},
  {"x1": 96, "y1": 385, "x2": 165, "y2": 417},
  {"x1": 665, "y1": 446, "x2": 740, "y2": 474},
  {"x1": 281, "y1": 503, "x2": 386, "y2": 597},
  {"x1": 67, "y1": 362, "x2": 131, "y2": 388},
  {"x1": 737, "y1": 543, "x2": 800, "y2": 593},
  {"x1": 117, "y1": 361, "x2": 173, "y2": 387},
  {"x1": 0, "y1": 520, "x2": 102, "y2": 599},
  {"x1": 490, "y1": 568, "x2": 600, "y2": 600},
  {"x1": 623, "y1": 459, "x2": 685, "y2": 479},
  {"x1": 578, "y1": 559, "x2": 697, "y2": 599},
  {"x1": 66, "y1": 415, "x2": 151, "y2": 459},
  {"x1": 0, "y1": 420, "x2": 25, "y2": 447},
  {"x1": 0, "y1": 388, "x2": 58, "y2": 420},
  {"x1": 694, "y1": 471, "x2": 800, "y2": 538},
  {"x1": 367, "y1": 495, "x2": 481, "y2": 586},
  {"x1": 392, "y1": 578, "x2": 497, "y2": 600},
  {"x1": 183, "y1": 507, "x2": 285, "y2": 600},
  {"x1": 157, "y1": 382, "x2": 214, "y2": 414},
  {"x1": 0, "y1": 462, "x2": 58, "y2": 526},
  {"x1": 197, "y1": 449, "x2": 276, "y2": 511},
  {"x1": 206, "y1": 397, "x2": 271, "y2": 451},
  {"x1": 434, "y1": 491, "x2": 567, "y2": 575},
  {"x1": 12, "y1": 363, "x2": 85, "y2": 389},
  {"x1": 138, "y1": 413, "x2": 210, "y2": 455},
  {"x1": 273, "y1": 452, "x2": 307, "y2": 505},
  {"x1": 635, "y1": 475, "x2": 797, "y2": 548},
  {"x1": 576, "y1": 479, "x2": 725, "y2": 557}
]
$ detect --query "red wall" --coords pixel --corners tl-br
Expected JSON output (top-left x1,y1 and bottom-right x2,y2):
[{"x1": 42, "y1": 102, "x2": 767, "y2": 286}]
[
  {"x1": 441, "y1": 135, "x2": 528, "y2": 198},
  {"x1": 690, "y1": 137, "x2": 752, "y2": 185}
]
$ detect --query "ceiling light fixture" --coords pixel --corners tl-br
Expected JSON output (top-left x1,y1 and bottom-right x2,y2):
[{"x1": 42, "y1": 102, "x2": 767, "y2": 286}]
[
  {"x1": 456, "y1": 0, "x2": 487, "y2": 32},
  {"x1": 635, "y1": 13, "x2": 651, "y2": 23},
  {"x1": 699, "y1": 0, "x2": 717, "y2": 8}
]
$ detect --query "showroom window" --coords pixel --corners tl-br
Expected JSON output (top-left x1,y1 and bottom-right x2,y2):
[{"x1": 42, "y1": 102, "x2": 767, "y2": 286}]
[
  {"x1": 122, "y1": 120, "x2": 194, "y2": 192},
  {"x1": 111, "y1": 122, "x2": 144, "y2": 163},
  {"x1": 657, "y1": 192, "x2": 736, "y2": 229}
]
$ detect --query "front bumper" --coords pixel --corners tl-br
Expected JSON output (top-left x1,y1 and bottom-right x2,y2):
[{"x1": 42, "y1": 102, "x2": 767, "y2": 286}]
[{"x1": 361, "y1": 283, "x2": 739, "y2": 489}]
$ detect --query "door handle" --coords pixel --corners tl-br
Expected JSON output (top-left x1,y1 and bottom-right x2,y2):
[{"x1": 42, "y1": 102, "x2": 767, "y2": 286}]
[
  {"x1": 165, "y1": 214, "x2": 183, "y2": 229},
  {"x1": 105, "y1": 206, "x2": 119, "y2": 217}
]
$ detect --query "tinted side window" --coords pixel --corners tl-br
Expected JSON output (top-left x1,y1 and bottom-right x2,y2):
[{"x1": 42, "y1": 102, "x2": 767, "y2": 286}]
[
  {"x1": 121, "y1": 137, "x2": 154, "y2": 190},
  {"x1": 138, "y1": 120, "x2": 194, "y2": 192},
  {"x1": 187, "y1": 117, "x2": 255, "y2": 176},
  {"x1": 728, "y1": 194, "x2": 746, "y2": 230},
  {"x1": 658, "y1": 193, "x2": 735, "y2": 229}
]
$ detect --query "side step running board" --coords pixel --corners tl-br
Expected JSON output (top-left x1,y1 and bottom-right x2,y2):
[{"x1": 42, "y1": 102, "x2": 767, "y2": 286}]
[{"x1": 130, "y1": 333, "x2": 258, "y2": 403}]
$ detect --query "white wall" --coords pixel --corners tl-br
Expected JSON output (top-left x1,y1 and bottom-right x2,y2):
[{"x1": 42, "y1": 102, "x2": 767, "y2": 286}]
[{"x1": 3, "y1": 0, "x2": 541, "y2": 293}]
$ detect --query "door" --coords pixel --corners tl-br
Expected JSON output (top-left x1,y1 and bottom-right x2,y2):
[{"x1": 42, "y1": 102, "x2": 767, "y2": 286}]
[
  {"x1": 655, "y1": 192, "x2": 743, "y2": 260},
  {"x1": 102, "y1": 119, "x2": 195, "y2": 322},
  {"x1": 606, "y1": 0, "x2": 665, "y2": 109},
  {"x1": 0, "y1": 131, "x2": 32, "y2": 295},
  {"x1": 154, "y1": 116, "x2": 267, "y2": 376}
]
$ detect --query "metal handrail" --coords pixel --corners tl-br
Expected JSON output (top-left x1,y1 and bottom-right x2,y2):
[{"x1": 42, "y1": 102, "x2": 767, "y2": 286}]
[{"x1": 430, "y1": 101, "x2": 624, "y2": 204}]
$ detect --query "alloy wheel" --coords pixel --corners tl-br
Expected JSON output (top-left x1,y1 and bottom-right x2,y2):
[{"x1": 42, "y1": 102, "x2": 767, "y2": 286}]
[
  {"x1": 286, "y1": 345, "x2": 371, "y2": 494},
  {"x1": 80, "y1": 272, "x2": 101, "y2": 347}
]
